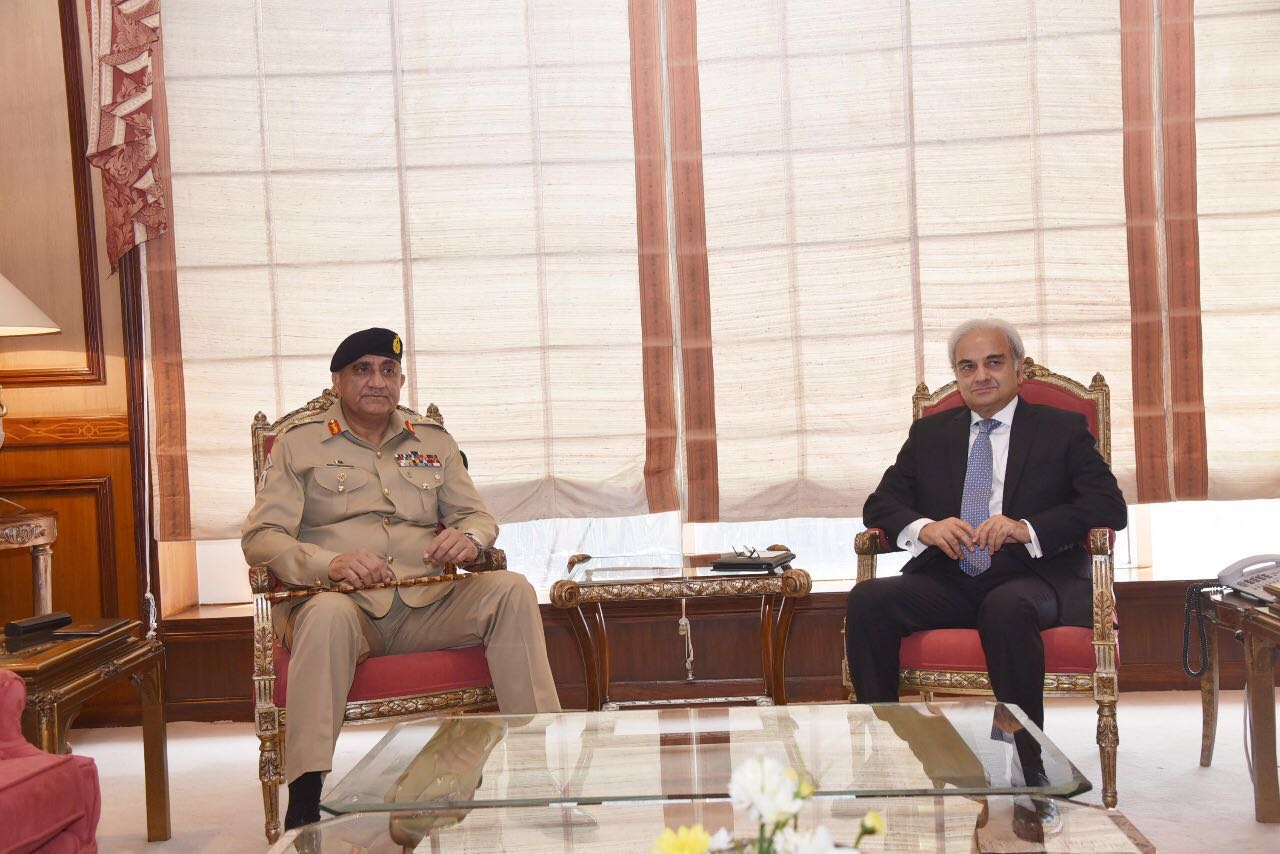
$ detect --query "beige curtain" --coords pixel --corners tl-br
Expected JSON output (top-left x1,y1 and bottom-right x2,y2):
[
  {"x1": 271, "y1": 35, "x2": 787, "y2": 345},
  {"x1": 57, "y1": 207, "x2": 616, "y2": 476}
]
[{"x1": 695, "y1": 0, "x2": 1135, "y2": 521}]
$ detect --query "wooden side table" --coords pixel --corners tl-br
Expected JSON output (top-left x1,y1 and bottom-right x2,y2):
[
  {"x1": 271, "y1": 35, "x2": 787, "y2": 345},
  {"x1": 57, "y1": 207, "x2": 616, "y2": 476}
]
[
  {"x1": 1198, "y1": 591, "x2": 1280, "y2": 823},
  {"x1": 0, "y1": 619, "x2": 171, "y2": 840},
  {"x1": 0, "y1": 508, "x2": 57, "y2": 615},
  {"x1": 550, "y1": 562, "x2": 812, "y2": 711}
]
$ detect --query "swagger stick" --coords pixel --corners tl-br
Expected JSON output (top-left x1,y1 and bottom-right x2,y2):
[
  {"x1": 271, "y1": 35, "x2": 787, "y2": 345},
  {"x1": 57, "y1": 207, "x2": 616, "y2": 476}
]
[
  {"x1": 265, "y1": 565, "x2": 469, "y2": 602},
  {"x1": 265, "y1": 572, "x2": 471, "y2": 602}
]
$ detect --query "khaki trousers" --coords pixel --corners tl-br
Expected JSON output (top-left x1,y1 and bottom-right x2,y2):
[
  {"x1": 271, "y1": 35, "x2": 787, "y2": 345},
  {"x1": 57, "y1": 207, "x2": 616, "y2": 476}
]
[{"x1": 282, "y1": 570, "x2": 560, "y2": 783}]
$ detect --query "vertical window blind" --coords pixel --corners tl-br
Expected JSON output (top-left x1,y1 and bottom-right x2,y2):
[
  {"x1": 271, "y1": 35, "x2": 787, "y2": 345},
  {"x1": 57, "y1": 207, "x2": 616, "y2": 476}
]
[
  {"x1": 694, "y1": 0, "x2": 1135, "y2": 521},
  {"x1": 152, "y1": 0, "x2": 1278, "y2": 552}
]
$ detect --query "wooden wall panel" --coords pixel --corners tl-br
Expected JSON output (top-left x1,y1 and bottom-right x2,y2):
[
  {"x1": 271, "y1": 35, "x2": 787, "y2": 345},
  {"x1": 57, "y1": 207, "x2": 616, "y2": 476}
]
[
  {"x1": 145, "y1": 581, "x2": 1260, "y2": 725},
  {"x1": 160, "y1": 611, "x2": 255, "y2": 722},
  {"x1": 0, "y1": 440, "x2": 138, "y2": 626}
]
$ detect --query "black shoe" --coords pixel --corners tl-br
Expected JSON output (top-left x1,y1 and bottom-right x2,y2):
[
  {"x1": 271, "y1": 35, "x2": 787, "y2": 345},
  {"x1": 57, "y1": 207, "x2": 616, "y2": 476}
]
[{"x1": 284, "y1": 771, "x2": 323, "y2": 830}]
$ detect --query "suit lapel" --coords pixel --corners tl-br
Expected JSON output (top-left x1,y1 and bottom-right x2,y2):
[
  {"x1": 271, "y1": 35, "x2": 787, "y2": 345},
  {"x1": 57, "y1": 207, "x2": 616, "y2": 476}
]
[
  {"x1": 945, "y1": 407, "x2": 971, "y2": 512},
  {"x1": 1003, "y1": 398, "x2": 1037, "y2": 514}
]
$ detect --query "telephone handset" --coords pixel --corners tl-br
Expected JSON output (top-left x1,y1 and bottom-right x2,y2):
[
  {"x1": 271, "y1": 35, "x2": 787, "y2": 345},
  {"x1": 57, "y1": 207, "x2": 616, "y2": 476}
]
[
  {"x1": 1183, "y1": 553, "x2": 1280, "y2": 679},
  {"x1": 1218, "y1": 554, "x2": 1280, "y2": 604}
]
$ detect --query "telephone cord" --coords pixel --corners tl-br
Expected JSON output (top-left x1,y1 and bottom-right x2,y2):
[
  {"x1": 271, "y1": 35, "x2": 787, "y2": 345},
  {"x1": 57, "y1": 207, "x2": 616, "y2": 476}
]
[{"x1": 1181, "y1": 581, "x2": 1225, "y2": 679}]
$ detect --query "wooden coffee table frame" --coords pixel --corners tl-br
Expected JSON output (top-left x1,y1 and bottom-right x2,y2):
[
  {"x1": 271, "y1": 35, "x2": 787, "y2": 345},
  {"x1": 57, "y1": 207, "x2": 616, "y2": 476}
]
[{"x1": 550, "y1": 566, "x2": 812, "y2": 711}]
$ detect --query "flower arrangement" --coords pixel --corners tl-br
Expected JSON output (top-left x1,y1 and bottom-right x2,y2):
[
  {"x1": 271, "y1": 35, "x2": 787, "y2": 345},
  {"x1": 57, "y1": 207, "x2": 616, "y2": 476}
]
[{"x1": 651, "y1": 754, "x2": 885, "y2": 854}]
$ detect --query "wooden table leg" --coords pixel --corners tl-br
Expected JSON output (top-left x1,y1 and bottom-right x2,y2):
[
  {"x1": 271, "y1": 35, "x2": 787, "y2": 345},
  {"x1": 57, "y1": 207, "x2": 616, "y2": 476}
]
[
  {"x1": 1244, "y1": 629, "x2": 1279, "y2": 822},
  {"x1": 591, "y1": 603, "x2": 611, "y2": 708},
  {"x1": 758, "y1": 596, "x2": 777, "y2": 702},
  {"x1": 772, "y1": 595, "x2": 798, "y2": 706},
  {"x1": 32, "y1": 696, "x2": 73, "y2": 755},
  {"x1": 31, "y1": 542, "x2": 52, "y2": 615},
  {"x1": 568, "y1": 606, "x2": 602, "y2": 711},
  {"x1": 135, "y1": 655, "x2": 172, "y2": 841},
  {"x1": 1199, "y1": 600, "x2": 1220, "y2": 767}
]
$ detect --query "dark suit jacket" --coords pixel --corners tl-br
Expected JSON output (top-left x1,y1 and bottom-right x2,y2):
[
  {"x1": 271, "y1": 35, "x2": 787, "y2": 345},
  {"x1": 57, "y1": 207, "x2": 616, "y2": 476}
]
[{"x1": 862, "y1": 398, "x2": 1127, "y2": 627}]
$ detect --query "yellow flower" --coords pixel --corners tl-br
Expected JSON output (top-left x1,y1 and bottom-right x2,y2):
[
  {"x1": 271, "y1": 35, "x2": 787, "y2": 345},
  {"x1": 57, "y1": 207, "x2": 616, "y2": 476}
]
[
  {"x1": 652, "y1": 824, "x2": 712, "y2": 854},
  {"x1": 797, "y1": 778, "x2": 816, "y2": 799},
  {"x1": 861, "y1": 811, "x2": 886, "y2": 836}
]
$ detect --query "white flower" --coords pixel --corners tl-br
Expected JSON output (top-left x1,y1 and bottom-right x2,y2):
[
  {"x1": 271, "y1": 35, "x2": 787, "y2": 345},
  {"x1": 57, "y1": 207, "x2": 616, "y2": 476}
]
[
  {"x1": 728, "y1": 754, "x2": 805, "y2": 826},
  {"x1": 708, "y1": 828, "x2": 735, "y2": 852},
  {"x1": 775, "y1": 825, "x2": 837, "y2": 854}
]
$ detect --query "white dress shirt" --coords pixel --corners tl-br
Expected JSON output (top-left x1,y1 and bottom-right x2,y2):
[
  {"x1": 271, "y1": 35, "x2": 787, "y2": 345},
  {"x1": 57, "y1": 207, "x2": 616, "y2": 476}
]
[{"x1": 896, "y1": 396, "x2": 1044, "y2": 559}]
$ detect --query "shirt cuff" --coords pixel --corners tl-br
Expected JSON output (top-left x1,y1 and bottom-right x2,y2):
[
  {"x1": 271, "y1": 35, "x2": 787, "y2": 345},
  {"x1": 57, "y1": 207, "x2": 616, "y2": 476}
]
[
  {"x1": 304, "y1": 546, "x2": 341, "y2": 586},
  {"x1": 897, "y1": 518, "x2": 934, "y2": 557},
  {"x1": 1021, "y1": 520, "x2": 1044, "y2": 558}
]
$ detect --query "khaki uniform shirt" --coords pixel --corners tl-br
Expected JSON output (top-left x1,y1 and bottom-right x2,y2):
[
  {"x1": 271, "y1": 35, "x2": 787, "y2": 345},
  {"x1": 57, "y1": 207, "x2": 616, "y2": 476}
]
[{"x1": 241, "y1": 400, "x2": 498, "y2": 618}]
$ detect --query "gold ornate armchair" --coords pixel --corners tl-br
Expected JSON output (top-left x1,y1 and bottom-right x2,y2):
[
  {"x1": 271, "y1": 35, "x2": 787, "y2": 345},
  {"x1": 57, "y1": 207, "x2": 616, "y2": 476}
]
[
  {"x1": 843, "y1": 359, "x2": 1121, "y2": 807},
  {"x1": 249, "y1": 390, "x2": 500, "y2": 842}
]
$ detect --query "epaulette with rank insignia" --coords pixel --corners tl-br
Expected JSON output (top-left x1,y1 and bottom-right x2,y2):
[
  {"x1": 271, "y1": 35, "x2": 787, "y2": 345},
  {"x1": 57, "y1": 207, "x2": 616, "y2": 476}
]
[
  {"x1": 397, "y1": 402, "x2": 447, "y2": 432},
  {"x1": 268, "y1": 405, "x2": 331, "y2": 440}
]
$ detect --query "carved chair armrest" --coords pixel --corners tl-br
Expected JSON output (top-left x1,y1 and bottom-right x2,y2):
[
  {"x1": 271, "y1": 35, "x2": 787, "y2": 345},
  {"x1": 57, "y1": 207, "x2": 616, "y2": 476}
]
[
  {"x1": 854, "y1": 529, "x2": 888, "y2": 556},
  {"x1": 465, "y1": 546, "x2": 507, "y2": 573},
  {"x1": 854, "y1": 529, "x2": 889, "y2": 584},
  {"x1": 249, "y1": 563, "x2": 280, "y2": 693},
  {"x1": 1086, "y1": 527, "x2": 1119, "y2": 647},
  {"x1": 1086, "y1": 527, "x2": 1116, "y2": 557}
]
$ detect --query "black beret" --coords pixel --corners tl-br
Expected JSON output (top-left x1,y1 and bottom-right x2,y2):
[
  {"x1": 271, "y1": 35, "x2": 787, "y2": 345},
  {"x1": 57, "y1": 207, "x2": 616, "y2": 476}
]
[{"x1": 330, "y1": 327, "x2": 404, "y2": 372}]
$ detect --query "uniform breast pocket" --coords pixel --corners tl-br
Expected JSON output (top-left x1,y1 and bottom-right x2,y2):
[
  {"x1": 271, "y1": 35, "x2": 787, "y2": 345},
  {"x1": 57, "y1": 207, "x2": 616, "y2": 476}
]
[
  {"x1": 304, "y1": 467, "x2": 371, "y2": 524},
  {"x1": 397, "y1": 466, "x2": 441, "y2": 519}
]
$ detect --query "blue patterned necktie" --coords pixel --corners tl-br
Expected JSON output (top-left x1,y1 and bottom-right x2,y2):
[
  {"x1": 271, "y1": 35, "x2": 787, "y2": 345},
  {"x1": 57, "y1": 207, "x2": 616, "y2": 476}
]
[{"x1": 959, "y1": 418, "x2": 1000, "y2": 576}]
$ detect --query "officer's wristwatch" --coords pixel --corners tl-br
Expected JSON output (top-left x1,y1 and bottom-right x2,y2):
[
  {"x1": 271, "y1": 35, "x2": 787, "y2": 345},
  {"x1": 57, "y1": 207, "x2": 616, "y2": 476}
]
[{"x1": 462, "y1": 532, "x2": 484, "y2": 564}]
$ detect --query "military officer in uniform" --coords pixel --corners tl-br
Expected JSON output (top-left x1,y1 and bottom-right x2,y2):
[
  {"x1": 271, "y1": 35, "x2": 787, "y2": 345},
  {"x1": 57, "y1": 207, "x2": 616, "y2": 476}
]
[{"x1": 242, "y1": 327, "x2": 560, "y2": 830}]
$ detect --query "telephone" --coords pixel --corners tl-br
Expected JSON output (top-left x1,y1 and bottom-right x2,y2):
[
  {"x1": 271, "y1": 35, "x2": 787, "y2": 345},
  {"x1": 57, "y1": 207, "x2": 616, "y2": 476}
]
[
  {"x1": 1182, "y1": 554, "x2": 1280, "y2": 679},
  {"x1": 1217, "y1": 554, "x2": 1280, "y2": 604}
]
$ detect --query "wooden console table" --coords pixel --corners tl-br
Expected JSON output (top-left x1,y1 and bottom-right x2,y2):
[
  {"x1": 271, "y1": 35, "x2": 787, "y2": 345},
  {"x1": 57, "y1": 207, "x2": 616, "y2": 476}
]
[
  {"x1": 0, "y1": 619, "x2": 171, "y2": 840},
  {"x1": 550, "y1": 558, "x2": 812, "y2": 711},
  {"x1": 0, "y1": 508, "x2": 57, "y2": 615},
  {"x1": 1198, "y1": 591, "x2": 1279, "y2": 823}
]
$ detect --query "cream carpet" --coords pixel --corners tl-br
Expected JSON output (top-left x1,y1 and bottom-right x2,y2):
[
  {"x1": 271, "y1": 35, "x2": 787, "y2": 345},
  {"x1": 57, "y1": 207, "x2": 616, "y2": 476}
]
[{"x1": 71, "y1": 691, "x2": 1279, "y2": 852}]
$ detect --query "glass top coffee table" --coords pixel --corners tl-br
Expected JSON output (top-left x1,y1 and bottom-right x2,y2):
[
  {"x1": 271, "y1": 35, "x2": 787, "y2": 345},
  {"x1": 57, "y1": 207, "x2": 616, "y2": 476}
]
[
  {"x1": 278, "y1": 794, "x2": 1152, "y2": 853},
  {"x1": 549, "y1": 552, "x2": 812, "y2": 709},
  {"x1": 321, "y1": 701, "x2": 1089, "y2": 817}
]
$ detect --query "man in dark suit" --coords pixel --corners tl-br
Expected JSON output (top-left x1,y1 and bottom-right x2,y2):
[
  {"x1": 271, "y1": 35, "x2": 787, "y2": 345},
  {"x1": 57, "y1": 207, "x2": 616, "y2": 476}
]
[{"x1": 845, "y1": 319, "x2": 1126, "y2": 729}]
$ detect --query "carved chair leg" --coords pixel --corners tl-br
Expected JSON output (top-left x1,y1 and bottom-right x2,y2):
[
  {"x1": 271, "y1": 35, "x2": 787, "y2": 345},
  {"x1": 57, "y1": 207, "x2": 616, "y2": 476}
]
[
  {"x1": 840, "y1": 617, "x2": 856, "y2": 702},
  {"x1": 260, "y1": 722, "x2": 284, "y2": 843},
  {"x1": 1096, "y1": 699, "x2": 1118, "y2": 808}
]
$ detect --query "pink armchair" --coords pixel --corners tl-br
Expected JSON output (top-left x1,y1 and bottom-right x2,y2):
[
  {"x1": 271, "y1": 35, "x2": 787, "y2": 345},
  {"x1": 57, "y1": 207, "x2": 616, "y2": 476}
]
[{"x1": 0, "y1": 668, "x2": 101, "y2": 853}]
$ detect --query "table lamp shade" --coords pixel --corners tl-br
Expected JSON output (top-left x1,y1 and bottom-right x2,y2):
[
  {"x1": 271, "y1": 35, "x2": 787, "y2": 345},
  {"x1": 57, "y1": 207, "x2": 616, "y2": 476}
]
[{"x1": 0, "y1": 272, "x2": 60, "y2": 336}]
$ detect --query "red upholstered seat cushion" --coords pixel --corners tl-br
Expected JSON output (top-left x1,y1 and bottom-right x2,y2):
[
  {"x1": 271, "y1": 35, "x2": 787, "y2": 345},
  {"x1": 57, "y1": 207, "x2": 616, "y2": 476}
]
[
  {"x1": 273, "y1": 642, "x2": 492, "y2": 707},
  {"x1": 900, "y1": 626, "x2": 1110, "y2": 674}
]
